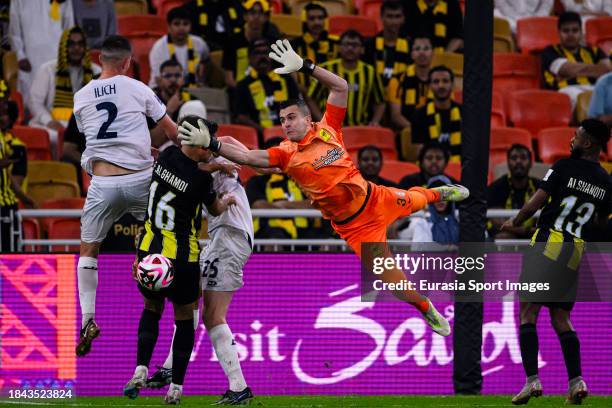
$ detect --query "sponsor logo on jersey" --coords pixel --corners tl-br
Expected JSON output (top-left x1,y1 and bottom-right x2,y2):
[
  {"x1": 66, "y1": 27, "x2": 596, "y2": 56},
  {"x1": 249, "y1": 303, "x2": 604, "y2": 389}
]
[{"x1": 312, "y1": 147, "x2": 344, "y2": 170}]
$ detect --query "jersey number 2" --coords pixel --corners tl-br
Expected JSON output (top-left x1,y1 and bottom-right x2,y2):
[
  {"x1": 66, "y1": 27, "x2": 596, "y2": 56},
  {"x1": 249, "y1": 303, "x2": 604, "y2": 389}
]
[{"x1": 96, "y1": 102, "x2": 118, "y2": 139}]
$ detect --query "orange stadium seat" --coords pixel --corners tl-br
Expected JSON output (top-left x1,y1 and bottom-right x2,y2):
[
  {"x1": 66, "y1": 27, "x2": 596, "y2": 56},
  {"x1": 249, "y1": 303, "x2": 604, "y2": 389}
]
[
  {"x1": 157, "y1": 0, "x2": 188, "y2": 17},
  {"x1": 536, "y1": 127, "x2": 577, "y2": 164},
  {"x1": 40, "y1": 198, "x2": 86, "y2": 234},
  {"x1": 359, "y1": 0, "x2": 383, "y2": 31},
  {"x1": 269, "y1": 0, "x2": 283, "y2": 13},
  {"x1": 118, "y1": 15, "x2": 165, "y2": 83},
  {"x1": 9, "y1": 90, "x2": 25, "y2": 125},
  {"x1": 507, "y1": 90, "x2": 572, "y2": 137},
  {"x1": 21, "y1": 218, "x2": 41, "y2": 251},
  {"x1": 444, "y1": 161, "x2": 461, "y2": 181},
  {"x1": 379, "y1": 160, "x2": 419, "y2": 184},
  {"x1": 27, "y1": 161, "x2": 80, "y2": 204},
  {"x1": 493, "y1": 53, "x2": 540, "y2": 103},
  {"x1": 238, "y1": 165, "x2": 258, "y2": 186},
  {"x1": 115, "y1": 0, "x2": 149, "y2": 16},
  {"x1": 47, "y1": 218, "x2": 80, "y2": 252},
  {"x1": 328, "y1": 15, "x2": 378, "y2": 38},
  {"x1": 262, "y1": 126, "x2": 285, "y2": 143},
  {"x1": 490, "y1": 127, "x2": 533, "y2": 168},
  {"x1": 343, "y1": 126, "x2": 397, "y2": 161},
  {"x1": 585, "y1": 17, "x2": 612, "y2": 54},
  {"x1": 12, "y1": 126, "x2": 52, "y2": 161},
  {"x1": 516, "y1": 16, "x2": 558, "y2": 54},
  {"x1": 491, "y1": 91, "x2": 506, "y2": 127},
  {"x1": 217, "y1": 124, "x2": 259, "y2": 149}
]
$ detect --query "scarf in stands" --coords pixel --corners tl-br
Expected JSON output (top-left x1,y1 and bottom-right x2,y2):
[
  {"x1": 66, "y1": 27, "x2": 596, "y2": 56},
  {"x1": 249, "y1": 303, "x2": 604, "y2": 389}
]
[
  {"x1": 196, "y1": 0, "x2": 241, "y2": 34},
  {"x1": 52, "y1": 27, "x2": 93, "y2": 122},
  {"x1": 428, "y1": 175, "x2": 459, "y2": 244},
  {"x1": 544, "y1": 45, "x2": 597, "y2": 89},
  {"x1": 506, "y1": 174, "x2": 536, "y2": 227},
  {"x1": 397, "y1": 64, "x2": 432, "y2": 113},
  {"x1": 425, "y1": 100, "x2": 461, "y2": 151},
  {"x1": 167, "y1": 34, "x2": 199, "y2": 100},
  {"x1": 416, "y1": 0, "x2": 449, "y2": 52},
  {"x1": 0, "y1": 79, "x2": 8, "y2": 99},
  {"x1": 247, "y1": 69, "x2": 289, "y2": 128},
  {"x1": 374, "y1": 34, "x2": 409, "y2": 81}
]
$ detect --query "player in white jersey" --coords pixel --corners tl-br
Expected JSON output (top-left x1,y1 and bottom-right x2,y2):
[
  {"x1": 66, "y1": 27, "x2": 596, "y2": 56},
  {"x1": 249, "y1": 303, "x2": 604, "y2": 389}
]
[
  {"x1": 72, "y1": 35, "x2": 179, "y2": 357},
  {"x1": 147, "y1": 117, "x2": 255, "y2": 405}
]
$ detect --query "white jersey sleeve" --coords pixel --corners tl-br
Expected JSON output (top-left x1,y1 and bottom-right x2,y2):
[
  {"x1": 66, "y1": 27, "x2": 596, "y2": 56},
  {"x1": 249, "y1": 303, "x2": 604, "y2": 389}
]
[{"x1": 74, "y1": 75, "x2": 167, "y2": 174}]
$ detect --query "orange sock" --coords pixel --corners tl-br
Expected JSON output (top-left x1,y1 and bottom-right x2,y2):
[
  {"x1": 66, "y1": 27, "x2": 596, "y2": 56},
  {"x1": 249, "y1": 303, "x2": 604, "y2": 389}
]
[{"x1": 408, "y1": 186, "x2": 440, "y2": 204}]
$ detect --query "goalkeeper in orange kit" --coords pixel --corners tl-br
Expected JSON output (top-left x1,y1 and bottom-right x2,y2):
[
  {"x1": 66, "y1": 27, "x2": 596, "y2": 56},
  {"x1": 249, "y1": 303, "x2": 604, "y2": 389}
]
[{"x1": 178, "y1": 39, "x2": 470, "y2": 336}]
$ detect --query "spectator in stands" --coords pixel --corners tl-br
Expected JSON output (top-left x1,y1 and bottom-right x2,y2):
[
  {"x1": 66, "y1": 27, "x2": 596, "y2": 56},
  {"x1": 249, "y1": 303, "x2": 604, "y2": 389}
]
[
  {"x1": 487, "y1": 144, "x2": 539, "y2": 239},
  {"x1": 28, "y1": 26, "x2": 100, "y2": 157},
  {"x1": 357, "y1": 145, "x2": 397, "y2": 187},
  {"x1": 152, "y1": 60, "x2": 206, "y2": 123},
  {"x1": 9, "y1": 0, "x2": 74, "y2": 102},
  {"x1": 364, "y1": 0, "x2": 410, "y2": 87},
  {"x1": 222, "y1": 0, "x2": 279, "y2": 89},
  {"x1": 233, "y1": 39, "x2": 300, "y2": 135},
  {"x1": 388, "y1": 35, "x2": 434, "y2": 131},
  {"x1": 560, "y1": 0, "x2": 611, "y2": 20},
  {"x1": 309, "y1": 30, "x2": 385, "y2": 126},
  {"x1": 402, "y1": 0, "x2": 463, "y2": 53},
  {"x1": 403, "y1": 174, "x2": 460, "y2": 246},
  {"x1": 72, "y1": 0, "x2": 116, "y2": 50},
  {"x1": 149, "y1": 6, "x2": 209, "y2": 88},
  {"x1": 246, "y1": 136, "x2": 313, "y2": 243},
  {"x1": 0, "y1": 96, "x2": 26, "y2": 188},
  {"x1": 494, "y1": 0, "x2": 553, "y2": 33},
  {"x1": 541, "y1": 12, "x2": 611, "y2": 110},
  {"x1": 410, "y1": 65, "x2": 462, "y2": 162},
  {"x1": 184, "y1": 0, "x2": 244, "y2": 51},
  {"x1": 588, "y1": 72, "x2": 612, "y2": 126},
  {"x1": 291, "y1": 2, "x2": 338, "y2": 90},
  {"x1": 399, "y1": 141, "x2": 455, "y2": 189}
]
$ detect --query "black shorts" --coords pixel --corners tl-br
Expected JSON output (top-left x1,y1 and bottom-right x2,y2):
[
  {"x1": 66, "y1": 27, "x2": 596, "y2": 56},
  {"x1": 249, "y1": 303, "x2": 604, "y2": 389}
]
[{"x1": 136, "y1": 251, "x2": 200, "y2": 305}]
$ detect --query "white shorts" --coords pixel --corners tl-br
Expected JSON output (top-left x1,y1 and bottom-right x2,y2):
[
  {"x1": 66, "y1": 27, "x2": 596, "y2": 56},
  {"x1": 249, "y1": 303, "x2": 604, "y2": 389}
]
[
  {"x1": 81, "y1": 169, "x2": 152, "y2": 243},
  {"x1": 200, "y1": 226, "x2": 252, "y2": 292}
]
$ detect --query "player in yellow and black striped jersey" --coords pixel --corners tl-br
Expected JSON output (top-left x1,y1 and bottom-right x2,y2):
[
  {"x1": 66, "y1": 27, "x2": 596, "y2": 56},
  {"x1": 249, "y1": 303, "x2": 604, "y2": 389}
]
[{"x1": 502, "y1": 119, "x2": 611, "y2": 405}]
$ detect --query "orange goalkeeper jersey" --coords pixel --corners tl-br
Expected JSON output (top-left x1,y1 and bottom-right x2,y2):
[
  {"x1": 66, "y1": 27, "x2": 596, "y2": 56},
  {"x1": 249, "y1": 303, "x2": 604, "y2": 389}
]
[{"x1": 267, "y1": 104, "x2": 369, "y2": 221}]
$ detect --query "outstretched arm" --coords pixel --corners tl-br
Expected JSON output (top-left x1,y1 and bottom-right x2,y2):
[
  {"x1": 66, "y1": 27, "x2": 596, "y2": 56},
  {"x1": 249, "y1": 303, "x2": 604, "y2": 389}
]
[{"x1": 500, "y1": 188, "x2": 549, "y2": 232}]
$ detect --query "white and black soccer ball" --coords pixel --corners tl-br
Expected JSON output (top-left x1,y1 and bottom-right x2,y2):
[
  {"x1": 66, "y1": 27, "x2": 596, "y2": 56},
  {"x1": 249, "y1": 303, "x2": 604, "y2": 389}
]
[{"x1": 137, "y1": 254, "x2": 174, "y2": 291}]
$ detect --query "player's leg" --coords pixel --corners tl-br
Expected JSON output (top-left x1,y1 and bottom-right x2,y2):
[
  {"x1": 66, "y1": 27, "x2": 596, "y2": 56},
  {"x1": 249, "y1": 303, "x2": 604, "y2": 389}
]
[
  {"x1": 124, "y1": 296, "x2": 164, "y2": 399},
  {"x1": 550, "y1": 306, "x2": 588, "y2": 404},
  {"x1": 512, "y1": 302, "x2": 543, "y2": 405}
]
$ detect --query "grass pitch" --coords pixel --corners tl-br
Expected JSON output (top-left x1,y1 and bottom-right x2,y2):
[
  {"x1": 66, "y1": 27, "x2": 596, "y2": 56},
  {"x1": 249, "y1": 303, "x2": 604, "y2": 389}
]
[{"x1": 2, "y1": 395, "x2": 611, "y2": 407}]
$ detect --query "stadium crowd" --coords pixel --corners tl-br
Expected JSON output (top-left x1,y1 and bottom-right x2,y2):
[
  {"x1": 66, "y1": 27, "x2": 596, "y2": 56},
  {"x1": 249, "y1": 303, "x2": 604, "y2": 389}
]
[{"x1": 0, "y1": 0, "x2": 611, "y2": 252}]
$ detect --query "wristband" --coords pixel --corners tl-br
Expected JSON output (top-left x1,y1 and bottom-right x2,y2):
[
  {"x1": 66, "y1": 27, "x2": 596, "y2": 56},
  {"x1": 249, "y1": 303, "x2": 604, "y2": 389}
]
[
  {"x1": 299, "y1": 59, "x2": 316, "y2": 75},
  {"x1": 209, "y1": 138, "x2": 221, "y2": 153}
]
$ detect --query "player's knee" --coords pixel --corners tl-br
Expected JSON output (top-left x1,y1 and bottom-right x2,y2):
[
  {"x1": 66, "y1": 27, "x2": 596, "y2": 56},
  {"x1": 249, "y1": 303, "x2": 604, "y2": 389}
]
[
  {"x1": 519, "y1": 305, "x2": 539, "y2": 324},
  {"x1": 144, "y1": 298, "x2": 164, "y2": 314},
  {"x1": 80, "y1": 241, "x2": 101, "y2": 258},
  {"x1": 174, "y1": 302, "x2": 196, "y2": 321},
  {"x1": 202, "y1": 307, "x2": 226, "y2": 330},
  {"x1": 550, "y1": 309, "x2": 572, "y2": 333}
]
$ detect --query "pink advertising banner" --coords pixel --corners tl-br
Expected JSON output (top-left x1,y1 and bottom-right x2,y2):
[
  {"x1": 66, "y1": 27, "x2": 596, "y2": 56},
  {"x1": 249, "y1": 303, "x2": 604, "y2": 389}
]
[{"x1": 1, "y1": 254, "x2": 611, "y2": 397}]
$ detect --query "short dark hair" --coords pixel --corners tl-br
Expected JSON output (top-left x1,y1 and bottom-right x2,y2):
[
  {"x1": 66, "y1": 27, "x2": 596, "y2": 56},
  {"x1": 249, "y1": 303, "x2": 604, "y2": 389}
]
[
  {"x1": 100, "y1": 35, "x2": 132, "y2": 63},
  {"x1": 418, "y1": 141, "x2": 450, "y2": 163},
  {"x1": 558, "y1": 12, "x2": 582, "y2": 30},
  {"x1": 381, "y1": 0, "x2": 403, "y2": 15},
  {"x1": 278, "y1": 98, "x2": 311, "y2": 116},
  {"x1": 357, "y1": 145, "x2": 383, "y2": 162},
  {"x1": 409, "y1": 34, "x2": 433, "y2": 50},
  {"x1": 304, "y1": 1, "x2": 327, "y2": 17},
  {"x1": 167, "y1": 6, "x2": 192, "y2": 25},
  {"x1": 339, "y1": 29, "x2": 364, "y2": 45},
  {"x1": 160, "y1": 59, "x2": 182, "y2": 72},
  {"x1": 507, "y1": 143, "x2": 532, "y2": 160},
  {"x1": 179, "y1": 115, "x2": 218, "y2": 136},
  {"x1": 580, "y1": 118, "x2": 610, "y2": 150},
  {"x1": 263, "y1": 136, "x2": 284, "y2": 149},
  {"x1": 428, "y1": 65, "x2": 454, "y2": 83}
]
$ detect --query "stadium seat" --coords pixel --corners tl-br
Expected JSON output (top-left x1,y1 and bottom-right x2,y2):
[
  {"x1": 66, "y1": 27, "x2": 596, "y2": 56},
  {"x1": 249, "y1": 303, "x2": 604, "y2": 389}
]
[
  {"x1": 359, "y1": 0, "x2": 383, "y2": 31},
  {"x1": 21, "y1": 218, "x2": 41, "y2": 251},
  {"x1": 12, "y1": 126, "x2": 52, "y2": 161},
  {"x1": 585, "y1": 17, "x2": 612, "y2": 54},
  {"x1": 444, "y1": 161, "x2": 461, "y2": 181},
  {"x1": 269, "y1": 0, "x2": 283, "y2": 13},
  {"x1": 602, "y1": 161, "x2": 612, "y2": 173},
  {"x1": 328, "y1": 15, "x2": 378, "y2": 38},
  {"x1": 217, "y1": 124, "x2": 259, "y2": 149},
  {"x1": 2, "y1": 50, "x2": 18, "y2": 91},
  {"x1": 493, "y1": 17, "x2": 514, "y2": 52},
  {"x1": 507, "y1": 90, "x2": 572, "y2": 137},
  {"x1": 263, "y1": 126, "x2": 285, "y2": 143},
  {"x1": 516, "y1": 16, "x2": 558, "y2": 54},
  {"x1": 238, "y1": 165, "x2": 258, "y2": 186},
  {"x1": 27, "y1": 161, "x2": 80, "y2": 204},
  {"x1": 118, "y1": 15, "x2": 166, "y2": 37},
  {"x1": 490, "y1": 127, "x2": 533, "y2": 169},
  {"x1": 114, "y1": 0, "x2": 148, "y2": 16},
  {"x1": 157, "y1": 0, "x2": 188, "y2": 17},
  {"x1": 536, "y1": 127, "x2": 577, "y2": 164},
  {"x1": 270, "y1": 14, "x2": 302, "y2": 38},
  {"x1": 343, "y1": 126, "x2": 397, "y2": 161},
  {"x1": 379, "y1": 160, "x2": 419, "y2": 184},
  {"x1": 491, "y1": 91, "x2": 506, "y2": 127},
  {"x1": 187, "y1": 86, "x2": 229, "y2": 123},
  {"x1": 47, "y1": 218, "x2": 80, "y2": 252},
  {"x1": 431, "y1": 52, "x2": 463, "y2": 89},
  {"x1": 575, "y1": 90, "x2": 592, "y2": 123},
  {"x1": 9, "y1": 90, "x2": 25, "y2": 125},
  {"x1": 493, "y1": 53, "x2": 540, "y2": 103},
  {"x1": 290, "y1": 0, "x2": 351, "y2": 16},
  {"x1": 40, "y1": 197, "x2": 86, "y2": 234}
]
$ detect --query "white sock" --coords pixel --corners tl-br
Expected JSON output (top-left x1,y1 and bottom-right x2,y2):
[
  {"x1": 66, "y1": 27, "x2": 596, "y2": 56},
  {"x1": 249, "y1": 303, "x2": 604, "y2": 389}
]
[
  {"x1": 208, "y1": 324, "x2": 247, "y2": 392},
  {"x1": 163, "y1": 325, "x2": 176, "y2": 369},
  {"x1": 77, "y1": 256, "x2": 98, "y2": 328},
  {"x1": 169, "y1": 383, "x2": 182, "y2": 392},
  {"x1": 193, "y1": 307, "x2": 199, "y2": 330}
]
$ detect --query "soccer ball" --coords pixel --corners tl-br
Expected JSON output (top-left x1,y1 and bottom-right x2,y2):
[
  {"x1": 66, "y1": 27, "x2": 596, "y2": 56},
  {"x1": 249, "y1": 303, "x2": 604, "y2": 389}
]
[{"x1": 137, "y1": 254, "x2": 174, "y2": 291}]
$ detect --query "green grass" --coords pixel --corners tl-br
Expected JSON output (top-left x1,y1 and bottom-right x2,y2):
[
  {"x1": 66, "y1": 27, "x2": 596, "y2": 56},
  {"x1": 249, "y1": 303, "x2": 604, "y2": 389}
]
[{"x1": 2, "y1": 395, "x2": 611, "y2": 407}]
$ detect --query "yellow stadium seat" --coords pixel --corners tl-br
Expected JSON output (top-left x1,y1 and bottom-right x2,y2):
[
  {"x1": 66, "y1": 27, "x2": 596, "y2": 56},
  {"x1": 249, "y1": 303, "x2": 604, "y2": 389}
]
[
  {"x1": 270, "y1": 14, "x2": 302, "y2": 38},
  {"x1": 575, "y1": 90, "x2": 592, "y2": 123},
  {"x1": 2, "y1": 51, "x2": 18, "y2": 92},
  {"x1": 115, "y1": 0, "x2": 148, "y2": 16},
  {"x1": 602, "y1": 162, "x2": 612, "y2": 173},
  {"x1": 493, "y1": 17, "x2": 514, "y2": 52},
  {"x1": 27, "y1": 161, "x2": 80, "y2": 204}
]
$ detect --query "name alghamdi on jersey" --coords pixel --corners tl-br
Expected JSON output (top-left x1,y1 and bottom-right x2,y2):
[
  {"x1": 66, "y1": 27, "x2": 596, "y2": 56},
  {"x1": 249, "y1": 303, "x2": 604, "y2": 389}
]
[
  {"x1": 566, "y1": 177, "x2": 606, "y2": 200},
  {"x1": 154, "y1": 163, "x2": 189, "y2": 193}
]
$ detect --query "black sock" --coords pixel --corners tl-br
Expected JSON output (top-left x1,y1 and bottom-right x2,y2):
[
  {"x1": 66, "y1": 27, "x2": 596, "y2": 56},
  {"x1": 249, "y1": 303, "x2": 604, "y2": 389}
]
[
  {"x1": 519, "y1": 323, "x2": 539, "y2": 378},
  {"x1": 172, "y1": 319, "x2": 195, "y2": 385},
  {"x1": 559, "y1": 330, "x2": 581, "y2": 381},
  {"x1": 137, "y1": 309, "x2": 162, "y2": 367}
]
